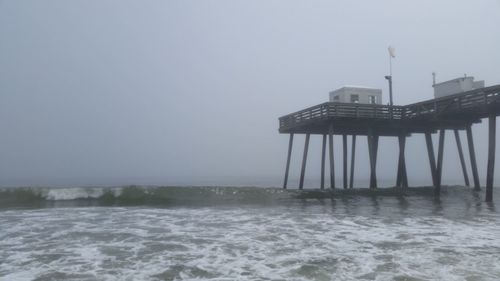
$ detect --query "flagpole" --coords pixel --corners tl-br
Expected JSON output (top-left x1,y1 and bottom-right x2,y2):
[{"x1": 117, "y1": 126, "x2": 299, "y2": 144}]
[
  {"x1": 385, "y1": 46, "x2": 394, "y2": 106},
  {"x1": 389, "y1": 53, "x2": 392, "y2": 77}
]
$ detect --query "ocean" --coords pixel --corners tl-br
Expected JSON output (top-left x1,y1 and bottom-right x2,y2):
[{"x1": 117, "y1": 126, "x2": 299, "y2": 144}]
[{"x1": 1, "y1": 185, "x2": 499, "y2": 281}]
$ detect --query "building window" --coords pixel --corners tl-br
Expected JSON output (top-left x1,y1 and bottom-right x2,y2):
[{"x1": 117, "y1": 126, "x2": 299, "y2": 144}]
[
  {"x1": 369, "y1": 95, "x2": 376, "y2": 104},
  {"x1": 333, "y1": 95, "x2": 340, "y2": 101},
  {"x1": 350, "y1": 94, "x2": 359, "y2": 103}
]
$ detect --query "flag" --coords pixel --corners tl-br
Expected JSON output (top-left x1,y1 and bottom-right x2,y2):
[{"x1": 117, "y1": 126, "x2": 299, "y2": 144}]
[{"x1": 388, "y1": 46, "x2": 396, "y2": 58}]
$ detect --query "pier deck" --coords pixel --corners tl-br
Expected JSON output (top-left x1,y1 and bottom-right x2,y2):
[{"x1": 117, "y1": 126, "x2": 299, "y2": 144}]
[
  {"x1": 278, "y1": 85, "x2": 500, "y2": 202},
  {"x1": 279, "y1": 85, "x2": 500, "y2": 136}
]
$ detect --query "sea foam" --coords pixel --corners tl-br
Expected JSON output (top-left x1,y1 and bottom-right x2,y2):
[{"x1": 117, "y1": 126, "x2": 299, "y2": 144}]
[{"x1": 1, "y1": 194, "x2": 500, "y2": 281}]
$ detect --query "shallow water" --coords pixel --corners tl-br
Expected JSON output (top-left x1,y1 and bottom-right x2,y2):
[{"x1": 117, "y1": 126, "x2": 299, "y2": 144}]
[{"x1": 0, "y1": 186, "x2": 499, "y2": 280}]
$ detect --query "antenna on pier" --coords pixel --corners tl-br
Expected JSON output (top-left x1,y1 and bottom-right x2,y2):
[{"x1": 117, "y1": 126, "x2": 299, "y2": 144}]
[{"x1": 432, "y1": 72, "x2": 436, "y2": 86}]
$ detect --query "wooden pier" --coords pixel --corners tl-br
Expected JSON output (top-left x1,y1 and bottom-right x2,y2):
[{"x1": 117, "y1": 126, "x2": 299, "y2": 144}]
[{"x1": 279, "y1": 84, "x2": 500, "y2": 202}]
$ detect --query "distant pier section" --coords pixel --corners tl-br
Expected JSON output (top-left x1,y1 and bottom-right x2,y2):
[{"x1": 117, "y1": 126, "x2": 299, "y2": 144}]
[{"x1": 279, "y1": 77, "x2": 500, "y2": 202}]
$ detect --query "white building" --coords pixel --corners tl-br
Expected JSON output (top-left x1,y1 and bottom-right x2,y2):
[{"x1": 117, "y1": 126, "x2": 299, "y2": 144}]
[
  {"x1": 433, "y1": 76, "x2": 485, "y2": 98},
  {"x1": 329, "y1": 86, "x2": 382, "y2": 105}
]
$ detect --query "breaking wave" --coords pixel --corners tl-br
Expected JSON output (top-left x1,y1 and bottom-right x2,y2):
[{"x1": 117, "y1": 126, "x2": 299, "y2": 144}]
[{"x1": 0, "y1": 185, "x2": 469, "y2": 208}]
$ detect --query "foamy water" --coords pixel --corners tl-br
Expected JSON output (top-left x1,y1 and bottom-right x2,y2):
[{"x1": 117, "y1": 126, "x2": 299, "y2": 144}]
[{"x1": 1, "y1": 186, "x2": 500, "y2": 280}]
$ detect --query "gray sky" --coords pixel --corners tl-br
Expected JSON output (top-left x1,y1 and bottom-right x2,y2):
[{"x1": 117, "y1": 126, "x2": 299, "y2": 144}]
[{"x1": 1, "y1": 0, "x2": 499, "y2": 187}]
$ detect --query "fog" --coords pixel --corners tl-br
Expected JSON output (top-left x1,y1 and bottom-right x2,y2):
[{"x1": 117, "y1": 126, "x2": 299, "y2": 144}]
[{"x1": 0, "y1": 0, "x2": 499, "y2": 187}]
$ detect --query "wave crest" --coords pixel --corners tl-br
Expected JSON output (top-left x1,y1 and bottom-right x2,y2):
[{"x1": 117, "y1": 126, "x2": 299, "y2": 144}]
[
  {"x1": 0, "y1": 186, "x2": 293, "y2": 207},
  {"x1": 0, "y1": 185, "x2": 446, "y2": 208}
]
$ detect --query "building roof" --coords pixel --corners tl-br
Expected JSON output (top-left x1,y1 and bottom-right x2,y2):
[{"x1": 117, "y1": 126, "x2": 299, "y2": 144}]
[
  {"x1": 341, "y1": 85, "x2": 380, "y2": 90},
  {"x1": 433, "y1": 76, "x2": 474, "y2": 87},
  {"x1": 330, "y1": 85, "x2": 382, "y2": 94}
]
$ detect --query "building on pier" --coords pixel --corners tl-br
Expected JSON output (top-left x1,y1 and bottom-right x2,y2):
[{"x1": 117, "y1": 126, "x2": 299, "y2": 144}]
[
  {"x1": 433, "y1": 75, "x2": 485, "y2": 98},
  {"x1": 329, "y1": 86, "x2": 382, "y2": 104}
]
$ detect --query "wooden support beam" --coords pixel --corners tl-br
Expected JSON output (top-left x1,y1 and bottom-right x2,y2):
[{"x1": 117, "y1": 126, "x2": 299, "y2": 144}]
[
  {"x1": 396, "y1": 136, "x2": 402, "y2": 187},
  {"x1": 367, "y1": 135, "x2": 373, "y2": 188},
  {"x1": 321, "y1": 134, "x2": 326, "y2": 190},
  {"x1": 402, "y1": 148, "x2": 408, "y2": 188},
  {"x1": 373, "y1": 135, "x2": 379, "y2": 188},
  {"x1": 396, "y1": 160, "x2": 401, "y2": 187},
  {"x1": 368, "y1": 132, "x2": 379, "y2": 189},
  {"x1": 349, "y1": 135, "x2": 356, "y2": 189},
  {"x1": 299, "y1": 134, "x2": 310, "y2": 190},
  {"x1": 436, "y1": 129, "x2": 446, "y2": 193},
  {"x1": 283, "y1": 133, "x2": 294, "y2": 189},
  {"x1": 454, "y1": 129, "x2": 470, "y2": 187},
  {"x1": 486, "y1": 115, "x2": 496, "y2": 202},
  {"x1": 328, "y1": 125, "x2": 335, "y2": 189},
  {"x1": 425, "y1": 132, "x2": 438, "y2": 188},
  {"x1": 343, "y1": 134, "x2": 348, "y2": 189},
  {"x1": 396, "y1": 134, "x2": 408, "y2": 188},
  {"x1": 466, "y1": 124, "x2": 481, "y2": 190}
]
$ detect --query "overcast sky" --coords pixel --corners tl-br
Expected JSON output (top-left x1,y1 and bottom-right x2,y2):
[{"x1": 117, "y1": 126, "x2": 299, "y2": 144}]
[{"x1": 0, "y1": 0, "x2": 499, "y2": 187}]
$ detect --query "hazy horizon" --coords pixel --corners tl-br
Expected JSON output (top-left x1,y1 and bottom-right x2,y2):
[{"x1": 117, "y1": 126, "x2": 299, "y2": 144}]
[{"x1": 1, "y1": 0, "x2": 500, "y2": 187}]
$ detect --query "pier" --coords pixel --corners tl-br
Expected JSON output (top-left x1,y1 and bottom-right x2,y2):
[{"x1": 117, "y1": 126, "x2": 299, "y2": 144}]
[{"x1": 279, "y1": 84, "x2": 500, "y2": 202}]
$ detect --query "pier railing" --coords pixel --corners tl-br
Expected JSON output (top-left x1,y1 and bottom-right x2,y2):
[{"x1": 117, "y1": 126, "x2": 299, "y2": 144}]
[
  {"x1": 279, "y1": 85, "x2": 500, "y2": 131},
  {"x1": 279, "y1": 103, "x2": 406, "y2": 130},
  {"x1": 404, "y1": 85, "x2": 500, "y2": 119}
]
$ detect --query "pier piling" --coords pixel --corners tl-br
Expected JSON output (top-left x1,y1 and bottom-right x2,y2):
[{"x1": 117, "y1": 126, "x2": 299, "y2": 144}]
[
  {"x1": 283, "y1": 133, "x2": 294, "y2": 189},
  {"x1": 328, "y1": 125, "x2": 335, "y2": 189},
  {"x1": 350, "y1": 135, "x2": 356, "y2": 189},
  {"x1": 486, "y1": 116, "x2": 496, "y2": 202},
  {"x1": 368, "y1": 132, "x2": 379, "y2": 189},
  {"x1": 343, "y1": 134, "x2": 348, "y2": 189},
  {"x1": 436, "y1": 129, "x2": 446, "y2": 193},
  {"x1": 425, "y1": 132, "x2": 438, "y2": 188},
  {"x1": 396, "y1": 133, "x2": 408, "y2": 188},
  {"x1": 454, "y1": 129, "x2": 470, "y2": 187},
  {"x1": 466, "y1": 124, "x2": 481, "y2": 190},
  {"x1": 299, "y1": 134, "x2": 310, "y2": 189},
  {"x1": 321, "y1": 134, "x2": 326, "y2": 190}
]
